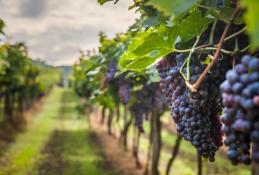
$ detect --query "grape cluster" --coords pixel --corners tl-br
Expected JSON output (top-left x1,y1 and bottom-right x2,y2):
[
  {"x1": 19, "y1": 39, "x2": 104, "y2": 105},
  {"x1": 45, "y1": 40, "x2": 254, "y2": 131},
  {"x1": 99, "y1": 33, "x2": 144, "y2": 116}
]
[
  {"x1": 156, "y1": 54, "x2": 226, "y2": 161},
  {"x1": 119, "y1": 82, "x2": 131, "y2": 104},
  {"x1": 105, "y1": 60, "x2": 117, "y2": 82},
  {"x1": 130, "y1": 88, "x2": 152, "y2": 132},
  {"x1": 220, "y1": 55, "x2": 259, "y2": 165},
  {"x1": 130, "y1": 83, "x2": 166, "y2": 132},
  {"x1": 104, "y1": 61, "x2": 132, "y2": 105}
]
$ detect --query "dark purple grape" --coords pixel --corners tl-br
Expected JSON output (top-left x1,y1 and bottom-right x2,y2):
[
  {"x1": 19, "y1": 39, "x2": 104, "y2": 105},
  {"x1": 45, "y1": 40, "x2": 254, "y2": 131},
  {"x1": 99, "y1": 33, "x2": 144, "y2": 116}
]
[
  {"x1": 226, "y1": 70, "x2": 239, "y2": 83},
  {"x1": 227, "y1": 149, "x2": 239, "y2": 159},
  {"x1": 231, "y1": 119, "x2": 251, "y2": 133},
  {"x1": 221, "y1": 55, "x2": 259, "y2": 165},
  {"x1": 248, "y1": 58, "x2": 259, "y2": 71},
  {"x1": 241, "y1": 55, "x2": 252, "y2": 66}
]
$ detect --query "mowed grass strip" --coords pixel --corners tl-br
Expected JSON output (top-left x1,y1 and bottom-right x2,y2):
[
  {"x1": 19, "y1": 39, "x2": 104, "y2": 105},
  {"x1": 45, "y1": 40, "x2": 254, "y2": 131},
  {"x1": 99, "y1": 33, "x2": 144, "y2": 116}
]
[
  {"x1": 35, "y1": 89, "x2": 116, "y2": 175},
  {"x1": 0, "y1": 88, "x2": 63, "y2": 175},
  {"x1": 54, "y1": 89, "x2": 115, "y2": 175}
]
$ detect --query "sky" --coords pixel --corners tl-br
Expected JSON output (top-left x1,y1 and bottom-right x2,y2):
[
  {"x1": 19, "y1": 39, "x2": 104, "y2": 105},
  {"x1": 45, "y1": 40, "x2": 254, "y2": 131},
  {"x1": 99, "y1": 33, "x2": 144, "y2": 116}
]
[{"x1": 0, "y1": 0, "x2": 139, "y2": 66}]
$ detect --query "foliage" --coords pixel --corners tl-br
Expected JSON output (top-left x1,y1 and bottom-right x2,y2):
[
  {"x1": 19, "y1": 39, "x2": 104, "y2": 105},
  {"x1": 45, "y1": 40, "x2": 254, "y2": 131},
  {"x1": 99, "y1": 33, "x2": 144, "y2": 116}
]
[
  {"x1": 241, "y1": 0, "x2": 259, "y2": 49},
  {"x1": 0, "y1": 18, "x2": 61, "y2": 123},
  {"x1": 72, "y1": 0, "x2": 259, "y2": 170},
  {"x1": 115, "y1": 0, "x2": 258, "y2": 71}
]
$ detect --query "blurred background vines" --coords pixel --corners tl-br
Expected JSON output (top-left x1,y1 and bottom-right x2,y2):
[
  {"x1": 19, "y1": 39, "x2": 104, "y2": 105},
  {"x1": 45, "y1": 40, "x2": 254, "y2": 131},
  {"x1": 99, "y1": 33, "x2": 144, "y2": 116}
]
[{"x1": 0, "y1": 19, "x2": 61, "y2": 138}]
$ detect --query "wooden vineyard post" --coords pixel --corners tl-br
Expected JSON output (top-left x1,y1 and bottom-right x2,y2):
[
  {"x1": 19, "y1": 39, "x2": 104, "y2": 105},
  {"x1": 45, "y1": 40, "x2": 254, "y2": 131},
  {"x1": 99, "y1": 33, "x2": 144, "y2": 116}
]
[
  {"x1": 144, "y1": 114, "x2": 153, "y2": 175},
  {"x1": 107, "y1": 109, "x2": 113, "y2": 135},
  {"x1": 197, "y1": 152, "x2": 202, "y2": 175},
  {"x1": 166, "y1": 135, "x2": 182, "y2": 175},
  {"x1": 100, "y1": 107, "x2": 106, "y2": 124},
  {"x1": 151, "y1": 110, "x2": 162, "y2": 175}
]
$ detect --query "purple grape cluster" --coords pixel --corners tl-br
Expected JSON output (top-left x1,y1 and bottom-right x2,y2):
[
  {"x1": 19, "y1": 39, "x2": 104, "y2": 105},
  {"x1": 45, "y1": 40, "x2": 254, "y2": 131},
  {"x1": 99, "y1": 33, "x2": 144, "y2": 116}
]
[
  {"x1": 119, "y1": 82, "x2": 131, "y2": 104},
  {"x1": 156, "y1": 54, "x2": 226, "y2": 161},
  {"x1": 130, "y1": 83, "x2": 166, "y2": 132},
  {"x1": 220, "y1": 55, "x2": 259, "y2": 165},
  {"x1": 105, "y1": 60, "x2": 117, "y2": 83},
  {"x1": 104, "y1": 61, "x2": 132, "y2": 105},
  {"x1": 130, "y1": 88, "x2": 152, "y2": 132}
]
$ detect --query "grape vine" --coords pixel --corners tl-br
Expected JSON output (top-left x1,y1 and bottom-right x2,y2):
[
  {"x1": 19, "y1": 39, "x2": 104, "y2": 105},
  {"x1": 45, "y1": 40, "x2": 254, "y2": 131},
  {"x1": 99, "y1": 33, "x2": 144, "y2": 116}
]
[{"x1": 72, "y1": 0, "x2": 259, "y2": 174}]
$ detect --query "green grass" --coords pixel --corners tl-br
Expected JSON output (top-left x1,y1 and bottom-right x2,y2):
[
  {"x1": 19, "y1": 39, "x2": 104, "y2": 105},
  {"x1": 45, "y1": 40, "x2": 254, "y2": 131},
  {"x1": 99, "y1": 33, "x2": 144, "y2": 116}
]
[
  {"x1": 0, "y1": 88, "x2": 116, "y2": 175},
  {"x1": 57, "y1": 89, "x2": 114, "y2": 175},
  {"x1": 0, "y1": 87, "x2": 63, "y2": 175}
]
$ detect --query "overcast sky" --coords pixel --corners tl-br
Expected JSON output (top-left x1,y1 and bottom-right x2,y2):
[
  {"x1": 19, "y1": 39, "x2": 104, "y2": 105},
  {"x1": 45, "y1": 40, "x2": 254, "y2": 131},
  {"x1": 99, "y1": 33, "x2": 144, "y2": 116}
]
[{"x1": 0, "y1": 0, "x2": 139, "y2": 65}]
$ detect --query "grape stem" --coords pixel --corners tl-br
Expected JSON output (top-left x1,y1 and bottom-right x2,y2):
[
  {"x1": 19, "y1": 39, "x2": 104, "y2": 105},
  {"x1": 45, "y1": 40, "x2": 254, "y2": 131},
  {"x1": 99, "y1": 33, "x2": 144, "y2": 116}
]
[
  {"x1": 174, "y1": 46, "x2": 232, "y2": 55},
  {"x1": 240, "y1": 45, "x2": 251, "y2": 52},
  {"x1": 180, "y1": 36, "x2": 200, "y2": 80},
  {"x1": 223, "y1": 26, "x2": 247, "y2": 42},
  {"x1": 209, "y1": 20, "x2": 217, "y2": 44},
  {"x1": 185, "y1": 5, "x2": 241, "y2": 92}
]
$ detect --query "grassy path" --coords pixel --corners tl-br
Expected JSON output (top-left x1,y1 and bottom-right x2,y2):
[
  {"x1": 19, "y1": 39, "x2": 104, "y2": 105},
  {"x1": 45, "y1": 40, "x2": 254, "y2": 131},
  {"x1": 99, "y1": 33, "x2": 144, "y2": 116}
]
[
  {"x1": 0, "y1": 88, "x2": 63, "y2": 175},
  {"x1": 0, "y1": 88, "x2": 115, "y2": 175}
]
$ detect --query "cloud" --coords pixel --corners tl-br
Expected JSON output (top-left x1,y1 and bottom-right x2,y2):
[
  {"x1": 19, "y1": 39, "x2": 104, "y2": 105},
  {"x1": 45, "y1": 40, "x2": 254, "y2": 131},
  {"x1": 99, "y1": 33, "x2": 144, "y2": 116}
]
[
  {"x1": 20, "y1": 0, "x2": 47, "y2": 18},
  {"x1": 0, "y1": 0, "x2": 139, "y2": 65}
]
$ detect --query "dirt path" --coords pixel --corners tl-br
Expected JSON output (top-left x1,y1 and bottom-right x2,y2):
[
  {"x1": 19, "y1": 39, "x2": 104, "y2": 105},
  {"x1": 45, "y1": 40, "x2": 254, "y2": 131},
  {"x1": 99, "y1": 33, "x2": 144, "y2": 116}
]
[
  {"x1": 90, "y1": 108, "x2": 144, "y2": 175},
  {"x1": 33, "y1": 88, "x2": 144, "y2": 175}
]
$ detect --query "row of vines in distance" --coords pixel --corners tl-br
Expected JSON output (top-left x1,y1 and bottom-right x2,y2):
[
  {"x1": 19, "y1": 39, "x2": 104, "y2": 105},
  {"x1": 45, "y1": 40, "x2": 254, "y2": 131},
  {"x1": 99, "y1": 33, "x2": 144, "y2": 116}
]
[{"x1": 0, "y1": 19, "x2": 61, "y2": 130}]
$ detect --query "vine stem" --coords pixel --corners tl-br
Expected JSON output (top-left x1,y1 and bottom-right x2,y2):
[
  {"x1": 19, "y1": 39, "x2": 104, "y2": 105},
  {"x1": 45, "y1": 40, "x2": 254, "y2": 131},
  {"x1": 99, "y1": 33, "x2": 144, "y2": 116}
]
[
  {"x1": 223, "y1": 26, "x2": 247, "y2": 42},
  {"x1": 174, "y1": 46, "x2": 231, "y2": 54},
  {"x1": 209, "y1": 20, "x2": 217, "y2": 44},
  {"x1": 180, "y1": 36, "x2": 200, "y2": 80},
  {"x1": 185, "y1": 6, "x2": 241, "y2": 92}
]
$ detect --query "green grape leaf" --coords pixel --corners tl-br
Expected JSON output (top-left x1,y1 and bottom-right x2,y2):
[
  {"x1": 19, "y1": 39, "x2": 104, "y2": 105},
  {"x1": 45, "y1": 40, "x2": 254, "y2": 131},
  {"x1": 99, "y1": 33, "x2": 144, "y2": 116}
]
[
  {"x1": 179, "y1": 9, "x2": 213, "y2": 41},
  {"x1": 133, "y1": 25, "x2": 178, "y2": 56},
  {"x1": 241, "y1": 0, "x2": 259, "y2": 49},
  {"x1": 119, "y1": 8, "x2": 213, "y2": 71},
  {"x1": 139, "y1": 17, "x2": 161, "y2": 29},
  {"x1": 126, "y1": 56, "x2": 158, "y2": 71},
  {"x1": 203, "y1": 0, "x2": 244, "y2": 24},
  {"x1": 119, "y1": 25, "x2": 178, "y2": 71},
  {"x1": 147, "y1": 0, "x2": 199, "y2": 16}
]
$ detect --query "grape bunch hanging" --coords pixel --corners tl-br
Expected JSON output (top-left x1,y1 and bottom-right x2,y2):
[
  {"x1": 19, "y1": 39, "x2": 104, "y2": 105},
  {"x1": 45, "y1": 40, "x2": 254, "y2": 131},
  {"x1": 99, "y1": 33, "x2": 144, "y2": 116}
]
[
  {"x1": 220, "y1": 55, "x2": 259, "y2": 165},
  {"x1": 156, "y1": 53, "x2": 230, "y2": 161},
  {"x1": 118, "y1": 74, "x2": 131, "y2": 105},
  {"x1": 130, "y1": 83, "x2": 166, "y2": 132}
]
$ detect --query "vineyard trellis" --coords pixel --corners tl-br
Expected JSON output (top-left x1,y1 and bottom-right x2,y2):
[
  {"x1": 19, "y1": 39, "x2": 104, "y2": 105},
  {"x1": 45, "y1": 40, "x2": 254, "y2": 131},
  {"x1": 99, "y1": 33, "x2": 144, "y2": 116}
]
[
  {"x1": 72, "y1": 0, "x2": 259, "y2": 175},
  {"x1": 0, "y1": 20, "x2": 61, "y2": 130}
]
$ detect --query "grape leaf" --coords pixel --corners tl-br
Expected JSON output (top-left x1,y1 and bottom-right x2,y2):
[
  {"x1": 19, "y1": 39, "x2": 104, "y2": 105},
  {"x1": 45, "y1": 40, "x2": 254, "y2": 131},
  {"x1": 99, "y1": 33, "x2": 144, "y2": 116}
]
[
  {"x1": 126, "y1": 56, "x2": 158, "y2": 71},
  {"x1": 133, "y1": 25, "x2": 178, "y2": 56},
  {"x1": 119, "y1": 9, "x2": 213, "y2": 71},
  {"x1": 139, "y1": 17, "x2": 161, "y2": 29},
  {"x1": 179, "y1": 9, "x2": 213, "y2": 41},
  {"x1": 147, "y1": 0, "x2": 199, "y2": 16},
  {"x1": 204, "y1": 0, "x2": 244, "y2": 24},
  {"x1": 241, "y1": 0, "x2": 259, "y2": 49},
  {"x1": 119, "y1": 25, "x2": 178, "y2": 71}
]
